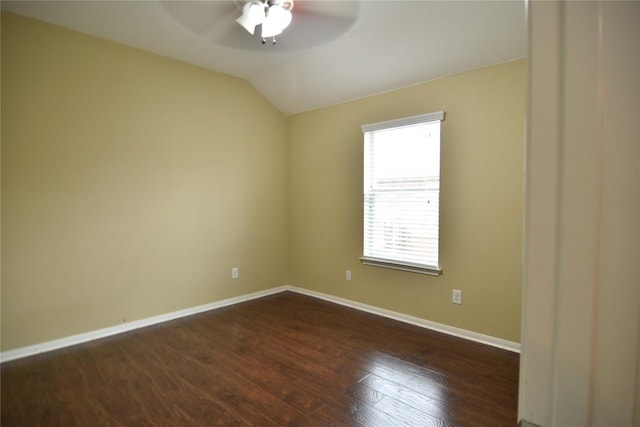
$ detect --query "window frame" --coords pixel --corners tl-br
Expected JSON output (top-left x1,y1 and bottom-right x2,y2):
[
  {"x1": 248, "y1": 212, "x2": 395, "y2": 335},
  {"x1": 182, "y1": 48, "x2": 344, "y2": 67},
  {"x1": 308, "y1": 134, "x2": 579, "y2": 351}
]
[{"x1": 360, "y1": 111, "x2": 445, "y2": 276}]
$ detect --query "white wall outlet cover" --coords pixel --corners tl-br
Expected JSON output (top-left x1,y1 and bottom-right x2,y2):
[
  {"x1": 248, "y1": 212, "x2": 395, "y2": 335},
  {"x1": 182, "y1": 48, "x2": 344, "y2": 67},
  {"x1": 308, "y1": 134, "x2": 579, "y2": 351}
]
[{"x1": 452, "y1": 289, "x2": 462, "y2": 304}]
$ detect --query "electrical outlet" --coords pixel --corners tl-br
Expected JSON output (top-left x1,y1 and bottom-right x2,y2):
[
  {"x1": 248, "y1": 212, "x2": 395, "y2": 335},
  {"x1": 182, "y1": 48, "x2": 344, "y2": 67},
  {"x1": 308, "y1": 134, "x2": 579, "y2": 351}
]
[
  {"x1": 452, "y1": 289, "x2": 462, "y2": 304},
  {"x1": 346, "y1": 270, "x2": 352, "y2": 281},
  {"x1": 232, "y1": 267, "x2": 239, "y2": 279}
]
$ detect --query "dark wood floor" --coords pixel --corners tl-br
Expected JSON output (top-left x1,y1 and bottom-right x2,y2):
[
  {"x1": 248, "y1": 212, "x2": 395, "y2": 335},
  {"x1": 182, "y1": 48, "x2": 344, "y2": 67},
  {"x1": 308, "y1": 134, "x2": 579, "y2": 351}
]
[{"x1": 1, "y1": 291, "x2": 519, "y2": 426}]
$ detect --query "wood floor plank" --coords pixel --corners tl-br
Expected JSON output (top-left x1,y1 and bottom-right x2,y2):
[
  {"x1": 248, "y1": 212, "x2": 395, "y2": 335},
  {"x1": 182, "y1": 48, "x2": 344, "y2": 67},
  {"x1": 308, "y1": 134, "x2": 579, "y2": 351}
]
[
  {"x1": 374, "y1": 395, "x2": 454, "y2": 427},
  {"x1": 359, "y1": 374, "x2": 456, "y2": 420},
  {"x1": 346, "y1": 377, "x2": 385, "y2": 406},
  {"x1": 1, "y1": 291, "x2": 519, "y2": 426}
]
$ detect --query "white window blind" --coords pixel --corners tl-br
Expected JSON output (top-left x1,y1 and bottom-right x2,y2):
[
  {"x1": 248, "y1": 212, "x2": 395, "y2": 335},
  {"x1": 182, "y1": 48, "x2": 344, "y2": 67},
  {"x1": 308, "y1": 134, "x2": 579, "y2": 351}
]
[{"x1": 361, "y1": 111, "x2": 444, "y2": 275}]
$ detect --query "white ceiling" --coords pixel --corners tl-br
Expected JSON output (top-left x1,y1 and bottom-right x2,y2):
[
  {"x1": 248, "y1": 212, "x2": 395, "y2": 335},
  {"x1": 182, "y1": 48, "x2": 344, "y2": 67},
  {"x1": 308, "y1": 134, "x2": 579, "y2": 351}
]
[{"x1": 1, "y1": 0, "x2": 527, "y2": 116}]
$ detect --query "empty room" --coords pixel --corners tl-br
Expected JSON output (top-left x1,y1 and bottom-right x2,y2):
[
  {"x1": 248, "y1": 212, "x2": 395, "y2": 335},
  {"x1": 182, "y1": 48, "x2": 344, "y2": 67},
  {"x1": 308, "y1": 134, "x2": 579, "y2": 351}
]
[{"x1": 2, "y1": 1, "x2": 638, "y2": 426}]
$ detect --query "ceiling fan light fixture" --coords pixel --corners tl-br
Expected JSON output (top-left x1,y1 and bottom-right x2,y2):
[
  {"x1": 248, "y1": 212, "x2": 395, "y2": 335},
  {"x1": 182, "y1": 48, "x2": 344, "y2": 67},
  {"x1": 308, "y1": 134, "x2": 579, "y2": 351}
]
[
  {"x1": 236, "y1": 1, "x2": 266, "y2": 35},
  {"x1": 261, "y1": 4, "x2": 292, "y2": 38},
  {"x1": 237, "y1": 0, "x2": 294, "y2": 42}
]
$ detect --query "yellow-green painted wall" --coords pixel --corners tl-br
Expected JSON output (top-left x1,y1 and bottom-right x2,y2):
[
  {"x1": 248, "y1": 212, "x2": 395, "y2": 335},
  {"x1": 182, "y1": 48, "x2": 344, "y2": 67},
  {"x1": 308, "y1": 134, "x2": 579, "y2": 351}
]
[
  {"x1": 288, "y1": 59, "x2": 525, "y2": 342},
  {"x1": 1, "y1": 13, "x2": 289, "y2": 350},
  {"x1": 1, "y1": 12, "x2": 525, "y2": 351}
]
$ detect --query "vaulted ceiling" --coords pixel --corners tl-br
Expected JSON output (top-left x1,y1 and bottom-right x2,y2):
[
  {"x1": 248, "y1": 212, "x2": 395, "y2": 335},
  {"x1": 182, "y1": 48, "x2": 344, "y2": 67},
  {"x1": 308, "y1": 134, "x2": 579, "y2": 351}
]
[{"x1": 1, "y1": 1, "x2": 527, "y2": 115}]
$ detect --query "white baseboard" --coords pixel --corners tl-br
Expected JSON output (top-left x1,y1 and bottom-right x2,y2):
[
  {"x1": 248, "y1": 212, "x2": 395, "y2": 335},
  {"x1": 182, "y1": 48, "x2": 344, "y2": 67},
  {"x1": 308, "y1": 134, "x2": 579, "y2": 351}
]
[
  {"x1": 0, "y1": 286, "x2": 288, "y2": 363},
  {"x1": 285, "y1": 286, "x2": 521, "y2": 353},
  {"x1": 1, "y1": 284, "x2": 519, "y2": 363}
]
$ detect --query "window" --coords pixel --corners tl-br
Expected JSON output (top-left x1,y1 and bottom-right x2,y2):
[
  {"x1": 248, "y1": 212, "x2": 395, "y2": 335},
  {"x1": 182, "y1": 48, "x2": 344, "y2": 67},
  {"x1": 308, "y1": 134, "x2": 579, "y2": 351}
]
[{"x1": 361, "y1": 111, "x2": 444, "y2": 275}]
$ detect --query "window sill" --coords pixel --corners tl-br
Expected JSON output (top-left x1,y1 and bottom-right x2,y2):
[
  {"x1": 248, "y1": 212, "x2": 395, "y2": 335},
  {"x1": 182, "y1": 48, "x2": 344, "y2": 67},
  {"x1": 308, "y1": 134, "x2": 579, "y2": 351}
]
[{"x1": 360, "y1": 257, "x2": 442, "y2": 276}]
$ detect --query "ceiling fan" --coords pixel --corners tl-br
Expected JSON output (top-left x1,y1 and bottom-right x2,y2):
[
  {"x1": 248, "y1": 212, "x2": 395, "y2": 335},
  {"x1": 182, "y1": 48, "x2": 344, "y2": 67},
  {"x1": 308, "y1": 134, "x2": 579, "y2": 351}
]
[{"x1": 160, "y1": 0, "x2": 361, "y2": 52}]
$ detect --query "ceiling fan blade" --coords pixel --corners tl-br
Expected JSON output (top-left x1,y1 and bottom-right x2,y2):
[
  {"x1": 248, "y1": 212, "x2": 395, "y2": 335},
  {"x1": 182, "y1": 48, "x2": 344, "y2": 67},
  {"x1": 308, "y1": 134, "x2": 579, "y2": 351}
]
[
  {"x1": 160, "y1": 1, "x2": 241, "y2": 39},
  {"x1": 292, "y1": 0, "x2": 361, "y2": 20}
]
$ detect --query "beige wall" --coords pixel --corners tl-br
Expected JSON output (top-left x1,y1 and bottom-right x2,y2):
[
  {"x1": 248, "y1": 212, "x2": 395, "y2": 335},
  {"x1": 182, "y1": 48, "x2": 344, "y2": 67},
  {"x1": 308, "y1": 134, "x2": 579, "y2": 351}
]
[
  {"x1": 288, "y1": 60, "x2": 526, "y2": 343},
  {"x1": 1, "y1": 13, "x2": 289, "y2": 351},
  {"x1": 1, "y1": 12, "x2": 525, "y2": 353}
]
